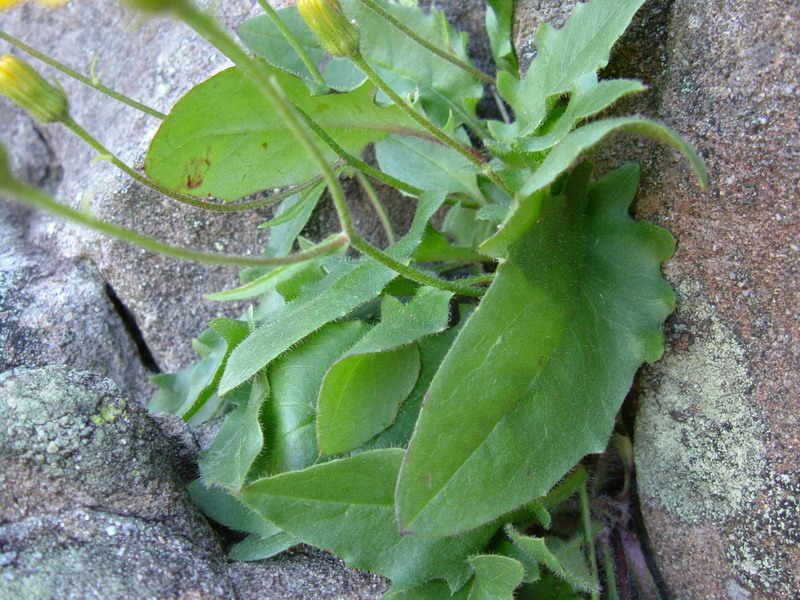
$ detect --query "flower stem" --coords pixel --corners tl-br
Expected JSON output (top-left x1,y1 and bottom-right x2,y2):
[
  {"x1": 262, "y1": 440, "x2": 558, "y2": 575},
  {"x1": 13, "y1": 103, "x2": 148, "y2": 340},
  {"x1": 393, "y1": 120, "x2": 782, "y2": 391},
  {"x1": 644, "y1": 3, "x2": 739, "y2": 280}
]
[
  {"x1": 354, "y1": 0, "x2": 495, "y2": 86},
  {"x1": 63, "y1": 116, "x2": 315, "y2": 212},
  {"x1": 256, "y1": 0, "x2": 325, "y2": 85},
  {"x1": 350, "y1": 51, "x2": 511, "y2": 197},
  {"x1": 580, "y1": 481, "x2": 602, "y2": 600},
  {"x1": 350, "y1": 236, "x2": 484, "y2": 298},
  {"x1": 355, "y1": 170, "x2": 395, "y2": 244},
  {"x1": 174, "y1": 0, "x2": 354, "y2": 238},
  {"x1": 1, "y1": 177, "x2": 349, "y2": 267},
  {"x1": 0, "y1": 30, "x2": 166, "y2": 120}
]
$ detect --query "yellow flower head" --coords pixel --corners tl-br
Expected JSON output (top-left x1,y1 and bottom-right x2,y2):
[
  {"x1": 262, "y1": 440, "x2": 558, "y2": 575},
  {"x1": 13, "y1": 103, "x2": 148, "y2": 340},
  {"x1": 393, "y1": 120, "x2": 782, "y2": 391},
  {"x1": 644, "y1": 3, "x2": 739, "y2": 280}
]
[
  {"x1": 0, "y1": 0, "x2": 68, "y2": 11},
  {"x1": 0, "y1": 55, "x2": 69, "y2": 123},
  {"x1": 297, "y1": 0, "x2": 360, "y2": 59}
]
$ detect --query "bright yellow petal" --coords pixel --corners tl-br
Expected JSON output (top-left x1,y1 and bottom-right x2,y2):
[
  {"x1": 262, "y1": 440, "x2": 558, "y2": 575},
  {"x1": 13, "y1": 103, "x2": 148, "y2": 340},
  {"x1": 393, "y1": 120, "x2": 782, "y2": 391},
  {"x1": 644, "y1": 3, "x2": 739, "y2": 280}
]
[
  {"x1": 36, "y1": 0, "x2": 69, "y2": 6},
  {"x1": 0, "y1": 0, "x2": 22, "y2": 12}
]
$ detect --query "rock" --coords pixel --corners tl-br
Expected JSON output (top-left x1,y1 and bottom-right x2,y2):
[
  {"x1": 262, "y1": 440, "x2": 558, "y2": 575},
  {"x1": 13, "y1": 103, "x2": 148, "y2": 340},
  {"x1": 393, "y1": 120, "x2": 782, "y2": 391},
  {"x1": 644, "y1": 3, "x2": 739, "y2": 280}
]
[
  {"x1": 0, "y1": 199, "x2": 155, "y2": 404},
  {"x1": 0, "y1": 366, "x2": 236, "y2": 598},
  {"x1": 632, "y1": 1, "x2": 800, "y2": 597},
  {"x1": 230, "y1": 545, "x2": 388, "y2": 600}
]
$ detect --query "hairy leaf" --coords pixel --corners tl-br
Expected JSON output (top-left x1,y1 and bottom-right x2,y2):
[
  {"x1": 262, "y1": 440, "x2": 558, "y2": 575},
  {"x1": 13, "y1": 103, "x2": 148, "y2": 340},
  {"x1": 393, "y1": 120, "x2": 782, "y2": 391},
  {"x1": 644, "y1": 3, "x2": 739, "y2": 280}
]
[
  {"x1": 375, "y1": 133, "x2": 482, "y2": 199},
  {"x1": 240, "y1": 449, "x2": 496, "y2": 592},
  {"x1": 507, "y1": 526, "x2": 596, "y2": 593},
  {"x1": 188, "y1": 478, "x2": 279, "y2": 538},
  {"x1": 264, "y1": 321, "x2": 369, "y2": 474},
  {"x1": 145, "y1": 65, "x2": 428, "y2": 201},
  {"x1": 486, "y1": 0, "x2": 519, "y2": 75},
  {"x1": 317, "y1": 289, "x2": 452, "y2": 455},
  {"x1": 362, "y1": 304, "x2": 475, "y2": 452},
  {"x1": 468, "y1": 555, "x2": 525, "y2": 600},
  {"x1": 481, "y1": 117, "x2": 707, "y2": 258},
  {"x1": 219, "y1": 192, "x2": 446, "y2": 395},
  {"x1": 229, "y1": 531, "x2": 299, "y2": 561},
  {"x1": 396, "y1": 165, "x2": 676, "y2": 537},
  {"x1": 199, "y1": 372, "x2": 268, "y2": 490},
  {"x1": 493, "y1": 0, "x2": 647, "y2": 140}
]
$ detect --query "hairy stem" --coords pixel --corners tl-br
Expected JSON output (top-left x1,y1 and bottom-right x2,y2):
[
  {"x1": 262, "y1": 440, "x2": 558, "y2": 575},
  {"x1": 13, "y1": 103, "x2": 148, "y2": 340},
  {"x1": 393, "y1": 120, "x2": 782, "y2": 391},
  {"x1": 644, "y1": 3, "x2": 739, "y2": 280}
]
[
  {"x1": 351, "y1": 236, "x2": 484, "y2": 298},
  {"x1": 1, "y1": 177, "x2": 349, "y2": 266},
  {"x1": 0, "y1": 30, "x2": 166, "y2": 119},
  {"x1": 355, "y1": 171, "x2": 395, "y2": 244},
  {"x1": 256, "y1": 0, "x2": 325, "y2": 85},
  {"x1": 353, "y1": 0, "x2": 495, "y2": 85},
  {"x1": 580, "y1": 481, "x2": 602, "y2": 600},
  {"x1": 64, "y1": 117, "x2": 316, "y2": 212}
]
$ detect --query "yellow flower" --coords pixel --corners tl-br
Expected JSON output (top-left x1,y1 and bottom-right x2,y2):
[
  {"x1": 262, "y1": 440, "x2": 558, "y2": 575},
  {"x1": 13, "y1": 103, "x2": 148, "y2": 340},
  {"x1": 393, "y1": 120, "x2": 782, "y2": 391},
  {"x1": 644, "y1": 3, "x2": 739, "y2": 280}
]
[
  {"x1": 297, "y1": 0, "x2": 361, "y2": 59},
  {"x1": 0, "y1": 0, "x2": 68, "y2": 11},
  {"x1": 0, "y1": 55, "x2": 69, "y2": 123}
]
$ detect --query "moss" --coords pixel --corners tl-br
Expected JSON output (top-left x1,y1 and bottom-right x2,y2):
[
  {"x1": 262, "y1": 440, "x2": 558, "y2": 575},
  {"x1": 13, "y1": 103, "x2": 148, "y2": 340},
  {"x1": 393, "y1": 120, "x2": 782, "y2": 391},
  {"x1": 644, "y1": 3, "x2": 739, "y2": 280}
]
[{"x1": 91, "y1": 400, "x2": 127, "y2": 426}]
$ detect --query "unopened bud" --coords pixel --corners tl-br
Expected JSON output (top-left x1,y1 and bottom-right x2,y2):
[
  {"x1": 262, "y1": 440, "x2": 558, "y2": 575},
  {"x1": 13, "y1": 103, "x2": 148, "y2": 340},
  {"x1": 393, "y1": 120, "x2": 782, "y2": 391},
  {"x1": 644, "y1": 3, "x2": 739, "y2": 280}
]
[
  {"x1": 297, "y1": 0, "x2": 361, "y2": 59},
  {"x1": 0, "y1": 55, "x2": 68, "y2": 123}
]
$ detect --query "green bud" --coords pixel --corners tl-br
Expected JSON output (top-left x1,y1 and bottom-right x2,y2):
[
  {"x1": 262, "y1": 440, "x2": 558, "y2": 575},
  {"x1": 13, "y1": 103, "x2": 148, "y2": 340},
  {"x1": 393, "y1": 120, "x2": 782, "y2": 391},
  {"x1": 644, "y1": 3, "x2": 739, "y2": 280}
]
[
  {"x1": 297, "y1": 0, "x2": 361, "y2": 59},
  {"x1": 0, "y1": 55, "x2": 69, "y2": 123}
]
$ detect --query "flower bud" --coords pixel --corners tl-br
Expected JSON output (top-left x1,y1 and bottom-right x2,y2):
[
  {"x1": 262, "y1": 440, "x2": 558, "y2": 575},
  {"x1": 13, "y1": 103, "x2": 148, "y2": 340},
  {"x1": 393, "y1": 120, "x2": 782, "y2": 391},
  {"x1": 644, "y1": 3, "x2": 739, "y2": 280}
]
[
  {"x1": 297, "y1": 0, "x2": 361, "y2": 59},
  {"x1": 0, "y1": 55, "x2": 69, "y2": 123}
]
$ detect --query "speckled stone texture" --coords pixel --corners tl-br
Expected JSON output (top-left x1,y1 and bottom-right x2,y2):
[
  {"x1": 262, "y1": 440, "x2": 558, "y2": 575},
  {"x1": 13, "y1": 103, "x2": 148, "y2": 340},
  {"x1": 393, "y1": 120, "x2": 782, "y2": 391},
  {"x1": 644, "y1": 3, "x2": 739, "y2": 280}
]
[{"x1": 0, "y1": 366, "x2": 236, "y2": 599}]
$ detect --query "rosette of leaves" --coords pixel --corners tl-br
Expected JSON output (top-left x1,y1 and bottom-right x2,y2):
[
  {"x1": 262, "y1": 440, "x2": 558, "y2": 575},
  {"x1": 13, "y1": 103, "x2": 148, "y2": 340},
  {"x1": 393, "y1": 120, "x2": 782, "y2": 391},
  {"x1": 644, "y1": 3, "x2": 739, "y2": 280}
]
[{"x1": 147, "y1": 0, "x2": 705, "y2": 597}]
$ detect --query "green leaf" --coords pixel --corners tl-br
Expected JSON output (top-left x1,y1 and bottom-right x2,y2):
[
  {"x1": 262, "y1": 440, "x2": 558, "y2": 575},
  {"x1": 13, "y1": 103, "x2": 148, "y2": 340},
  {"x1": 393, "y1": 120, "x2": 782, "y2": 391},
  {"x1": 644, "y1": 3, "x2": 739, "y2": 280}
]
[
  {"x1": 218, "y1": 192, "x2": 446, "y2": 395},
  {"x1": 317, "y1": 288, "x2": 452, "y2": 455},
  {"x1": 188, "y1": 478, "x2": 279, "y2": 538},
  {"x1": 486, "y1": 0, "x2": 519, "y2": 75},
  {"x1": 239, "y1": 0, "x2": 483, "y2": 125},
  {"x1": 149, "y1": 317, "x2": 251, "y2": 422},
  {"x1": 507, "y1": 527, "x2": 596, "y2": 593},
  {"x1": 239, "y1": 7, "x2": 363, "y2": 91},
  {"x1": 145, "y1": 65, "x2": 428, "y2": 201},
  {"x1": 318, "y1": 345, "x2": 419, "y2": 456},
  {"x1": 239, "y1": 449, "x2": 497, "y2": 592},
  {"x1": 229, "y1": 531, "x2": 298, "y2": 561},
  {"x1": 362, "y1": 304, "x2": 475, "y2": 451},
  {"x1": 468, "y1": 555, "x2": 525, "y2": 600},
  {"x1": 199, "y1": 372, "x2": 269, "y2": 490},
  {"x1": 374, "y1": 133, "x2": 482, "y2": 199},
  {"x1": 512, "y1": 79, "x2": 646, "y2": 154},
  {"x1": 493, "y1": 0, "x2": 647, "y2": 140},
  {"x1": 481, "y1": 117, "x2": 707, "y2": 258},
  {"x1": 264, "y1": 320, "x2": 369, "y2": 475},
  {"x1": 413, "y1": 225, "x2": 487, "y2": 263},
  {"x1": 381, "y1": 580, "x2": 471, "y2": 600},
  {"x1": 396, "y1": 164, "x2": 677, "y2": 537},
  {"x1": 258, "y1": 181, "x2": 325, "y2": 229}
]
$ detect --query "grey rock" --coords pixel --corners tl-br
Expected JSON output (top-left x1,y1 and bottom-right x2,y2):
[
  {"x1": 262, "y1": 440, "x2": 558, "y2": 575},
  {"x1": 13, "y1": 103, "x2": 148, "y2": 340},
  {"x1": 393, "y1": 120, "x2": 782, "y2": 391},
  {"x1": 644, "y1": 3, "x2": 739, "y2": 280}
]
[
  {"x1": 0, "y1": 199, "x2": 155, "y2": 403},
  {"x1": 0, "y1": 366, "x2": 235, "y2": 599},
  {"x1": 230, "y1": 545, "x2": 388, "y2": 600}
]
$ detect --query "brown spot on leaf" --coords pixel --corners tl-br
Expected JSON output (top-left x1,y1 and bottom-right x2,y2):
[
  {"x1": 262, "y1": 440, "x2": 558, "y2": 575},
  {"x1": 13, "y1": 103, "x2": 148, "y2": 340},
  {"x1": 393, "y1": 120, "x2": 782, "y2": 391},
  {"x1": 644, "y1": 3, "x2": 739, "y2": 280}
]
[{"x1": 183, "y1": 151, "x2": 212, "y2": 190}]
